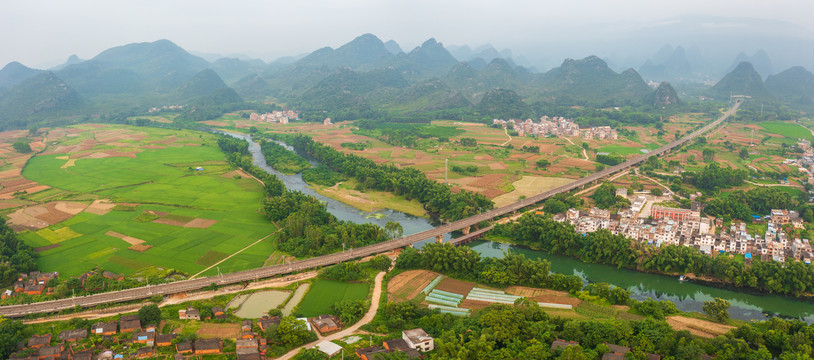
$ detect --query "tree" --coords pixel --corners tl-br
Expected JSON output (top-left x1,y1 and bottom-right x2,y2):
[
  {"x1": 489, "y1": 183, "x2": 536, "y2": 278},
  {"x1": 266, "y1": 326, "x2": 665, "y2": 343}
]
[
  {"x1": 268, "y1": 308, "x2": 283, "y2": 317},
  {"x1": 28, "y1": 125, "x2": 38, "y2": 136},
  {"x1": 703, "y1": 297, "x2": 730, "y2": 323},
  {"x1": 276, "y1": 317, "x2": 313, "y2": 347},
  {"x1": 294, "y1": 348, "x2": 329, "y2": 360},
  {"x1": 591, "y1": 182, "x2": 618, "y2": 209},
  {"x1": 702, "y1": 148, "x2": 715, "y2": 162},
  {"x1": 536, "y1": 159, "x2": 551, "y2": 169},
  {"x1": 12, "y1": 141, "x2": 31, "y2": 154},
  {"x1": 739, "y1": 148, "x2": 749, "y2": 160},
  {"x1": 0, "y1": 318, "x2": 25, "y2": 359},
  {"x1": 651, "y1": 188, "x2": 663, "y2": 196},
  {"x1": 460, "y1": 138, "x2": 477, "y2": 147},
  {"x1": 138, "y1": 304, "x2": 161, "y2": 325},
  {"x1": 385, "y1": 221, "x2": 403, "y2": 240},
  {"x1": 368, "y1": 255, "x2": 392, "y2": 271}
]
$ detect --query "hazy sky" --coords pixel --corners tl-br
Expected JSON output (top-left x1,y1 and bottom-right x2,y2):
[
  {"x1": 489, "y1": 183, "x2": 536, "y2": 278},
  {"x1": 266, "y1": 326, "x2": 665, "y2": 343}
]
[{"x1": 2, "y1": 0, "x2": 813, "y2": 68}]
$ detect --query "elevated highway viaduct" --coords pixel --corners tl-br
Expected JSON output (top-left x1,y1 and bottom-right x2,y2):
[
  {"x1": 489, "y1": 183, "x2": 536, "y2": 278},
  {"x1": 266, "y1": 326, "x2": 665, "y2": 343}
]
[{"x1": 0, "y1": 101, "x2": 741, "y2": 317}]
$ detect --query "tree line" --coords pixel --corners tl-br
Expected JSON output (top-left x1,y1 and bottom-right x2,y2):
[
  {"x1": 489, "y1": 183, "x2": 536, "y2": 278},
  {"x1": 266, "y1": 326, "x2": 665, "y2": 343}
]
[
  {"x1": 281, "y1": 134, "x2": 493, "y2": 221},
  {"x1": 216, "y1": 135, "x2": 390, "y2": 257},
  {"x1": 259, "y1": 139, "x2": 312, "y2": 175},
  {"x1": 493, "y1": 214, "x2": 814, "y2": 297}
]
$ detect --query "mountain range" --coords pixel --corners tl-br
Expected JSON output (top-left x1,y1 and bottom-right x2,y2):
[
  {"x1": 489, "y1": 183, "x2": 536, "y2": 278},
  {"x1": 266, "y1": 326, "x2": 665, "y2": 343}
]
[{"x1": 0, "y1": 33, "x2": 812, "y2": 129}]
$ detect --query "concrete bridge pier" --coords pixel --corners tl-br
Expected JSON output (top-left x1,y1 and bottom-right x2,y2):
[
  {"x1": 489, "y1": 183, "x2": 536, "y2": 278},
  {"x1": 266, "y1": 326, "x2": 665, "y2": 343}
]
[
  {"x1": 462, "y1": 226, "x2": 471, "y2": 235},
  {"x1": 435, "y1": 234, "x2": 444, "y2": 243}
]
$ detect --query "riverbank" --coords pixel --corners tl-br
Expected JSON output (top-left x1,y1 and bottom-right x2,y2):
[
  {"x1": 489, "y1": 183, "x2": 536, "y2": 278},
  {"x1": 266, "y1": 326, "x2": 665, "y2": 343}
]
[
  {"x1": 470, "y1": 239, "x2": 814, "y2": 323},
  {"x1": 310, "y1": 178, "x2": 428, "y2": 218}
]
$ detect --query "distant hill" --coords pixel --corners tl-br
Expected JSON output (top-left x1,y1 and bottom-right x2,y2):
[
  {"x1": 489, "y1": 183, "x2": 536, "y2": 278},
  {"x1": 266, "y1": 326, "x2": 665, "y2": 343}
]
[
  {"x1": 765, "y1": 66, "x2": 814, "y2": 104},
  {"x1": 394, "y1": 38, "x2": 459, "y2": 79},
  {"x1": 0, "y1": 72, "x2": 84, "y2": 128},
  {"x1": 645, "y1": 81, "x2": 682, "y2": 106},
  {"x1": 50, "y1": 55, "x2": 84, "y2": 71},
  {"x1": 208, "y1": 57, "x2": 268, "y2": 85},
  {"x1": 56, "y1": 60, "x2": 143, "y2": 96},
  {"x1": 296, "y1": 33, "x2": 393, "y2": 71},
  {"x1": 708, "y1": 61, "x2": 773, "y2": 100},
  {"x1": 639, "y1": 46, "x2": 692, "y2": 82},
  {"x1": 0, "y1": 62, "x2": 43, "y2": 89},
  {"x1": 538, "y1": 56, "x2": 651, "y2": 106},
  {"x1": 724, "y1": 50, "x2": 773, "y2": 79},
  {"x1": 92, "y1": 39, "x2": 209, "y2": 90},
  {"x1": 476, "y1": 88, "x2": 532, "y2": 119},
  {"x1": 176, "y1": 69, "x2": 230, "y2": 101},
  {"x1": 384, "y1": 40, "x2": 403, "y2": 54}
]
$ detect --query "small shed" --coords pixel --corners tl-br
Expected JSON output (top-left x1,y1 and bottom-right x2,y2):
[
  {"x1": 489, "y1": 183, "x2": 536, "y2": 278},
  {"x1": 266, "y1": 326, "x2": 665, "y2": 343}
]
[{"x1": 315, "y1": 341, "x2": 342, "y2": 357}]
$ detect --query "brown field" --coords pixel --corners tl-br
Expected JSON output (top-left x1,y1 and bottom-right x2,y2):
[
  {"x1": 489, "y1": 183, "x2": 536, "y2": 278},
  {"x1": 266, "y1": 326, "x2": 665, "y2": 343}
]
[
  {"x1": 6, "y1": 201, "x2": 87, "y2": 231},
  {"x1": 197, "y1": 323, "x2": 240, "y2": 339},
  {"x1": 184, "y1": 218, "x2": 218, "y2": 228},
  {"x1": 435, "y1": 277, "x2": 475, "y2": 295},
  {"x1": 458, "y1": 299, "x2": 492, "y2": 311},
  {"x1": 85, "y1": 199, "x2": 115, "y2": 215},
  {"x1": 666, "y1": 316, "x2": 735, "y2": 339},
  {"x1": 387, "y1": 269, "x2": 440, "y2": 302},
  {"x1": 505, "y1": 286, "x2": 583, "y2": 307}
]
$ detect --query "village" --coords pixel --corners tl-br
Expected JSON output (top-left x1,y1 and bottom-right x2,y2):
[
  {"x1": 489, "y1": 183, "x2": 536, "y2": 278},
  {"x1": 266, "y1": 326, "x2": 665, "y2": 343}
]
[
  {"x1": 556, "y1": 192, "x2": 814, "y2": 264},
  {"x1": 492, "y1": 115, "x2": 618, "y2": 140},
  {"x1": 8, "y1": 299, "x2": 435, "y2": 360},
  {"x1": 248, "y1": 111, "x2": 299, "y2": 124}
]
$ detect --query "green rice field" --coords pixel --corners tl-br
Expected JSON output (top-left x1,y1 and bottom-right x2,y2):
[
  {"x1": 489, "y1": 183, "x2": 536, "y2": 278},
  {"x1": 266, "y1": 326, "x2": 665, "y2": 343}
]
[
  {"x1": 293, "y1": 279, "x2": 369, "y2": 317},
  {"x1": 18, "y1": 125, "x2": 277, "y2": 277},
  {"x1": 760, "y1": 122, "x2": 814, "y2": 141}
]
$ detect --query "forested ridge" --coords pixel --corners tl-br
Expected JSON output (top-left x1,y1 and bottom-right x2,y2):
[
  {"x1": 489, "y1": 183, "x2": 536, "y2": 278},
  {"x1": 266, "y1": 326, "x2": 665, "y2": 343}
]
[
  {"x1": 281, "y1": 134, "x2": 493, "y2": 221},
  {"x1": 493, "y1": 214, "x2": 814, "y2": 297}
]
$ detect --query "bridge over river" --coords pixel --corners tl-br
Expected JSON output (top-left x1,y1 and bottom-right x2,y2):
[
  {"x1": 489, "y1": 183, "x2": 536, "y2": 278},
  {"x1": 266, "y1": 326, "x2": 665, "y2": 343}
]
[{"x1": 0, "y1": 101, "x2": 741, "y2": 317}]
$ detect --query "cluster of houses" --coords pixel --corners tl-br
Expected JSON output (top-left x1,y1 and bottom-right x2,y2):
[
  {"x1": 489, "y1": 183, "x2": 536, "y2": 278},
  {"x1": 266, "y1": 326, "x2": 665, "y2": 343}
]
[
  {"x1": 557, "y1": 203, "x2": 813, "y2": 264},
  {"x1": 3, "y1": 271, "x2": 126, "y2": 300},
  {"x1": 3, "y1": 271, "x2": 59, "y2": 299},
  {"x1": 249, "y1": 110, "x2": 298, "y2": 124},
  {"x1": 492, "y1": 116, "x2": 618, "y2": 140},
  {"x1": 348, "y1": 328, "x2": 432, "y2": 360}
]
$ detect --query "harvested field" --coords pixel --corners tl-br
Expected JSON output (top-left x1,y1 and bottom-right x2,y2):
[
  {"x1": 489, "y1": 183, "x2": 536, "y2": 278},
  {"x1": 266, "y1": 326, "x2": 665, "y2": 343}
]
[
  {"x1": 85, "y1": 199, "x2": 115, "y2": 215},
  {"x1": 666, "y1": 316, "x2": 735, "y2": 339},
  {"x1": 505, "y1": 286, "x2": 583, "y2": 307},
  {"x1": 459, "y1": 299, "x2": 491, "y2": 311},
  {"x1": 184, "y1": 218, "x2": 218, "y2": 228},
  {"x1": 35, "y1": 244, "x2": 61, "y2": 252},
  {"x1": 197, "y1": 323, "x2": 240, "y2": 339},
  {"x1": 128, "y1": 244, "x2": 152, "y2": 252},
  {"x1": 152, "y1": 218, "x2": 188, "y2": 226},
  {"x1": 467, "y1": 173, "x2": 506, "y2": 188},
  {"x1": 54, "y1": 202, "x2": 88, "y2": 215},
  {"x1": 488, "y1": 162, "x2": 507, "y2": 170},
  {"x1": 387, "y1": 269, "x2": 439, "y2": 302},
  {"x1": 435, "y1": 277, "x2": 474, "y2": 295},
  {"x1": 492, "y1": 176, "x2": 574, "y2": 207},
  {"x1": 5, "y1": 201, "x2": 79, "y2": 230},
  {"x1": 105, "y1": 231, "x2": 146, "y2": 246}
]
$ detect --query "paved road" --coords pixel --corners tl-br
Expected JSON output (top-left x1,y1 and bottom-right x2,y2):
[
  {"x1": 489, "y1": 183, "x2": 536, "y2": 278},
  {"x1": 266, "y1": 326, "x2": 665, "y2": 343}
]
[
  {"x1": 276, "y1": 271, "x2": 386, "y2": 360},
  {"x1": 0, "y1": 101, "x2": 740, "y2": 318}
]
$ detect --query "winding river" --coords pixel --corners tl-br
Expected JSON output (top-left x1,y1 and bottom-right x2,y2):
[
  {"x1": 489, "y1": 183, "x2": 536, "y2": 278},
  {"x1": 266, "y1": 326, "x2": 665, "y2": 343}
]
[{"x1": 229, "y1": 132, "x2": 813, "y2": 323}]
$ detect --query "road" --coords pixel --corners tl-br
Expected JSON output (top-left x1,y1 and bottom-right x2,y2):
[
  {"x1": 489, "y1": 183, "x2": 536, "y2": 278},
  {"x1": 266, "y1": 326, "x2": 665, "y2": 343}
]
[
  {"x1": 0, "y1": 101, "x2": 740, "y2": 318},
  {"x1": 276, "y1": 271, "x2": 386, "y2": 360}
]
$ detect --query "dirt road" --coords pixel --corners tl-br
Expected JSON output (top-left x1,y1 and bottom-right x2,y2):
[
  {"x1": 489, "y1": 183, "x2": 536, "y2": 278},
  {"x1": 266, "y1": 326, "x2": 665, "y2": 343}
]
[{"x1": 275, "y1": 271, "x2": 386, "y2": 360}]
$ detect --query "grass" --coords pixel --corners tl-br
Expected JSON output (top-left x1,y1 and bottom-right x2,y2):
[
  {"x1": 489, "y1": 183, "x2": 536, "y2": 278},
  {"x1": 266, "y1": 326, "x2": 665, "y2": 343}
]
[
  {"x1": 17, "y1": 125, "x2": 278, "y2": 277},
  {"x1": 310, "y1": 178, "x2": 427, "y2": 217},
  {"x1": 294, "y1": 279, "x2": 369, "y2": 317},
  {"x1": 760, "y1": 121, "x2": 814, "y2": 141},
  {"x1": 598, "y1": 144, "x2": 646, "y2": 155}
]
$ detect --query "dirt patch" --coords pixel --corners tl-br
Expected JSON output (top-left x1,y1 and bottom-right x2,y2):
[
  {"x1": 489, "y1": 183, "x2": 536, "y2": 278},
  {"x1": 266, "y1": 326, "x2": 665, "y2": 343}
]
[
  {"x1": 128, "y1": 244, "x2": 153, "y2": 252},
  {"x1": 6, "y1": 208, "x2": 50, "y2": 230},
  {"x1": 54, "y1": 202, "x2": 88, "y2": 215},
  {"x1": 667, "y1": 316, "x2": 735, "y2": 338},
  {"x1": 435, "y1": 277, "x2": 475, "y2": 295},
  {"x1": 35, "y1": 244, "x2": 61, "y2": 252},
  {"x1": 105, "y1": 231, "x2": 146, "y2": 246},
  {"x1": 467, "y1": 173, "x2": 507, "y2": 188},
  {"x1": 505, "y1": 286, "x2": 583, "y2": 307},
  {"x1": 488, "y1": 162, "x2": 508, "y2": 170},
  {"x1": 184, "y1": 218, "x2": 218, "y2": 228},
  {"x1": 458, "y1": 299, "x2": 492, "y2": 311},
  {"x1": 197, "y1": 323, "x2": 240, "y2": 339},
  {"x1": 152, "y1": 218, "x2": 188, "y2": 226},
  {"x1": 85, "y1": 199, "x2": 115, "y2": 215},
  {"x1": 142, "y1": 145, "x2": 166, "y2": 149},
  {"x1": 388, "y1": 270, "x2": 439, "y2": 302},
  {"x1": 221, "y1": 169, "x2": 250, "y2": 178}
]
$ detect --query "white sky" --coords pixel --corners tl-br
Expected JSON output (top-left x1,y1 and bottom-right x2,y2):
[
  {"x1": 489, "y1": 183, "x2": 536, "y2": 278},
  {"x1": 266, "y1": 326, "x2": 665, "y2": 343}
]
[{"x1": 1, "y1": 0, "x2": 812, "y2": 68}]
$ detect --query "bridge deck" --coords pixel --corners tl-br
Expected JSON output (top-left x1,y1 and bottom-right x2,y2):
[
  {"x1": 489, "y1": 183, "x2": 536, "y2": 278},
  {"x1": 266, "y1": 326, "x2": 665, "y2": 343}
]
[{"x1": 0, "y1": 101, "x2": 740, "y2": 317}]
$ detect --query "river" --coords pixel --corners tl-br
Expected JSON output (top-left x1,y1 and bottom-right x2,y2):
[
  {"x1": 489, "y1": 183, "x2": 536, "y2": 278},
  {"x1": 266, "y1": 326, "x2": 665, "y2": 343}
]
[
  {"x1": 225, "y1": 132, "x2": 451, "y2": 244},
  {"x1": 228, "y1": 132, "x2": 813, "y2": 323},
  {"x1": 471, "y1": 241, "x2": 814, "y2": 323}
]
